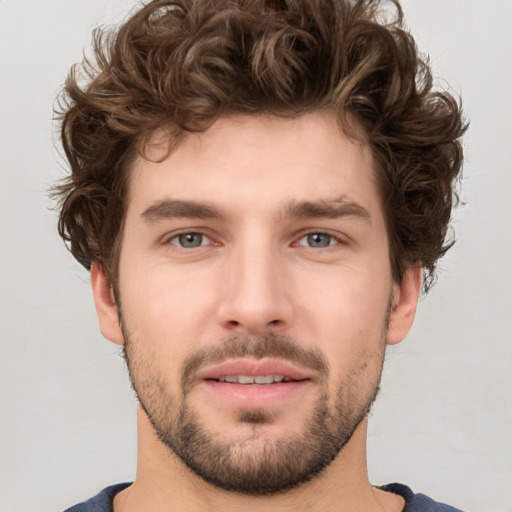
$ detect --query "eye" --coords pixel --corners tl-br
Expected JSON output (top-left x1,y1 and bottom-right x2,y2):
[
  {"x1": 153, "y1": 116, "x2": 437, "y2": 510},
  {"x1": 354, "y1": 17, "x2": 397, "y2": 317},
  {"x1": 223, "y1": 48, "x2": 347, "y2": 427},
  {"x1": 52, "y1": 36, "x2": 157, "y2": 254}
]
[
  {"x1": 169, "y1": 232, "x2": 212, "y2": 248},
  {"x1": 297, "y1": 232, "x2": 339, "y2": 248}
]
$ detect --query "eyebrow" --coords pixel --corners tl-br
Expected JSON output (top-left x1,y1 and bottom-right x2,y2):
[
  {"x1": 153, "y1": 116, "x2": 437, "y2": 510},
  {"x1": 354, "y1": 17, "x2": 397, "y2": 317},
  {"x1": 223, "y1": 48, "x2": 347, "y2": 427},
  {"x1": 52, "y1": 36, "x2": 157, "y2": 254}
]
[
  {"x1": 282, "y1": 196, "x2": 372, "y2": 224},
  {"x1": 140, "y1": 196, "x2": 371, "y2": 225},
  {"x1": 141, "y1": 199, "x2": 227, "y2": 222}
]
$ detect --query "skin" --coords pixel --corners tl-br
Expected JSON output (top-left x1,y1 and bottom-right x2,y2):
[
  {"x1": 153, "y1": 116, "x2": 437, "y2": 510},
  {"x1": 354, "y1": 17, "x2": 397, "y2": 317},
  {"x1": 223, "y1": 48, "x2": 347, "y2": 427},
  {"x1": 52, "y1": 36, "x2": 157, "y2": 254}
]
[{"x1": 91, "y1": 111, "x2": 421, "y2": 512}]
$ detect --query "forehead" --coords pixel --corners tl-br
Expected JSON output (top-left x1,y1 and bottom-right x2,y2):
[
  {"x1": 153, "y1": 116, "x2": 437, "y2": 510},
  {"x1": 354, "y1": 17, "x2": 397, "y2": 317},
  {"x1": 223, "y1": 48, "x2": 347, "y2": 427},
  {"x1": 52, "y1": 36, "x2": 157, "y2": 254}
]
[{"x1": 126, "y1": 111, "x2": 380, "y2": 219}]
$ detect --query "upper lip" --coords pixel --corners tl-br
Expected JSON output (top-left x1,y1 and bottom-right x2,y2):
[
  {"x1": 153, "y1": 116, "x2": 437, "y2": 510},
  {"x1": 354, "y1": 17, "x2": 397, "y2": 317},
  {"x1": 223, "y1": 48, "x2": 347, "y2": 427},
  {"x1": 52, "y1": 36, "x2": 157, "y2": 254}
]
[{"x1": 196, "y1": 358, "x2": 312, "y2": 382}]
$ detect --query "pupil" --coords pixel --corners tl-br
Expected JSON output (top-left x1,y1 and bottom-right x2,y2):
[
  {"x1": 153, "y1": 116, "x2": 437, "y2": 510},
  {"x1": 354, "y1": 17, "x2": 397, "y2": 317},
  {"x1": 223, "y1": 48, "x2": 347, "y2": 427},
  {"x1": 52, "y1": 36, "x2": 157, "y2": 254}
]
[{"x1": 308, "y1": 233, "x2": 330, "y2": 247}]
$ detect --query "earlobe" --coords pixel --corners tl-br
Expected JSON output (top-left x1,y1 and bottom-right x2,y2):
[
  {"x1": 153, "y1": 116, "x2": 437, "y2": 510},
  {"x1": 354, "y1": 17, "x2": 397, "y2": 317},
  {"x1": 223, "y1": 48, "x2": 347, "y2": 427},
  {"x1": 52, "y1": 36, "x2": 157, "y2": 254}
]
[
  {"x1": 386, "y1": 266, "x2": 422, "y2": 346},
  {"x1": 90, "y1": 263, "x2": 124, "y2": 345}
]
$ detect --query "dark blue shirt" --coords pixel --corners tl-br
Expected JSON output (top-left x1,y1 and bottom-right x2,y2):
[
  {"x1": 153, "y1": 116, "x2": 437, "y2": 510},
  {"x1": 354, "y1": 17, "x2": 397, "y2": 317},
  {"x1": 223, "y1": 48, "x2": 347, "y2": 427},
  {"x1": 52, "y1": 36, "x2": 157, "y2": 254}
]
[{"x1": 64, "y1": 482, "x2": 465, "y2": 511}]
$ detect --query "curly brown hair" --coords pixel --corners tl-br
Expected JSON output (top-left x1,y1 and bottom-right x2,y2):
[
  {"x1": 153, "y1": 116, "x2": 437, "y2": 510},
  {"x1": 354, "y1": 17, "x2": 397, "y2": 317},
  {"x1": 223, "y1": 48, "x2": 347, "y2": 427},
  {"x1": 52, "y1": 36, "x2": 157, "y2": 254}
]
[{"x1": 54, "y1": 0, "x2": 467, "y2": 293}]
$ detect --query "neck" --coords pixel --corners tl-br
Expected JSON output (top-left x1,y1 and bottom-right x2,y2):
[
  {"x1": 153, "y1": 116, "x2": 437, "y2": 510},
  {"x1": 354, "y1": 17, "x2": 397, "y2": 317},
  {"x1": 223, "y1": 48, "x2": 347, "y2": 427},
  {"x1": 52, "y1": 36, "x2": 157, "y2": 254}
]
[{"x1": 113, "y1": 407, "x2": 403, "y2": 512}]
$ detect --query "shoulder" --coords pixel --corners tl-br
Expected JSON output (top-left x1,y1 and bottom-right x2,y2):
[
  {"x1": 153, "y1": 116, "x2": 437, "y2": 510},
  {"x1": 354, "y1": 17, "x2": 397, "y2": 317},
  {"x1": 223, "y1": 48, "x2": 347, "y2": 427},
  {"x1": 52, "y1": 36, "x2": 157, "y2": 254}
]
[
  {"x1": 63, "y1": 483, "x2": 131, "y2": 512},
  {"x1": 381, "y1": 483, "x2": 466, "y2": 512}
]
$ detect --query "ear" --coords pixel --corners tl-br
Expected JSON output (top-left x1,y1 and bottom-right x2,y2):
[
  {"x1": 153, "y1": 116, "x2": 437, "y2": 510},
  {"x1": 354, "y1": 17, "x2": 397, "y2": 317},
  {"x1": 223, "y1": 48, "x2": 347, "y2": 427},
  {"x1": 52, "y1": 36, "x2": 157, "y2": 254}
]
[
  {"x1": 90, "y1": 262, "x2": 124, "y2": 345},
  {"x1": 386, "y1": 266, "x2": 422, "y2": 346}
]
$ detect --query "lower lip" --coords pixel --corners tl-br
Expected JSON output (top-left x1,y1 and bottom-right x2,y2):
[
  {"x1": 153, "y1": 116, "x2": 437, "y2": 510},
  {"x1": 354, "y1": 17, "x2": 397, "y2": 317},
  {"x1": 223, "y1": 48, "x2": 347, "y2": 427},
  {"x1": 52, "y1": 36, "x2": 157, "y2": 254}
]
[{"x1": 201, "y1": 380, "x2": 311, "y2": 408}]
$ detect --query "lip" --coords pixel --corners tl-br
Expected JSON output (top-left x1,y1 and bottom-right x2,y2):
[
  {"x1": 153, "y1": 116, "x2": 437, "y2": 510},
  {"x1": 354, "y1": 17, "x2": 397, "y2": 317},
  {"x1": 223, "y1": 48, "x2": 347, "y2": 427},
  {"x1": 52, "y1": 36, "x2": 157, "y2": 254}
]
[
  {"x1": 196, "y1": 358, "x2": 313, "y2": 409},
  {"x1": 195, "y1": 358, "x2": 312, "y2": 382}
]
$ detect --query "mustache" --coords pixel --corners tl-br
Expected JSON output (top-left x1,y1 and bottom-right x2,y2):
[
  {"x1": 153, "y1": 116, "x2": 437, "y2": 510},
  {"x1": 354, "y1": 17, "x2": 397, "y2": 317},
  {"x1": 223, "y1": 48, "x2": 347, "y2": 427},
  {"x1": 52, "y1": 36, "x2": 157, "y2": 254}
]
[{"x1": 181, "y1": 332, "x2": 329, "y2": 394}]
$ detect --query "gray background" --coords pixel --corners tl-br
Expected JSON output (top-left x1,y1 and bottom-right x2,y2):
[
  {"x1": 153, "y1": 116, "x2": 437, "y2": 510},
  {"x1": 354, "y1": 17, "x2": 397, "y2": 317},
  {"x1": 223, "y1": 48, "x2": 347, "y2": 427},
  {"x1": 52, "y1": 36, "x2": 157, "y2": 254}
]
[{"x1": 1, "y1": 1, "x2": 511, "y2": 511}]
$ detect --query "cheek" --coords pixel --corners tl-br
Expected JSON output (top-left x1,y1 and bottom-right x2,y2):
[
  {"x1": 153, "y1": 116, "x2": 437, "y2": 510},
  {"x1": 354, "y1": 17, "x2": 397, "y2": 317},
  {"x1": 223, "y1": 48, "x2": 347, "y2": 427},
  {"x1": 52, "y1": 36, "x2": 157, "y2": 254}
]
[
  {"x1": 119, "y1": 263, "x2": 220, "y2": 360},
  {"x1": 296, "y1": 267, "x2": 390, "y2": 368},
  {"x1": 299, "y1": 264, "x2": 391, "y2": 326}
]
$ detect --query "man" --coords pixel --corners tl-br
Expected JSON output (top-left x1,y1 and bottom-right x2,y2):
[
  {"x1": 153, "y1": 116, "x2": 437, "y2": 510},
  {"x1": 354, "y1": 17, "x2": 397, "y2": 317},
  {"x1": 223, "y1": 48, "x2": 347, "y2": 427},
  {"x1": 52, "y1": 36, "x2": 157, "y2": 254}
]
[{"x1": 55, "y1": 0, "x2": 466, "y2": 510}]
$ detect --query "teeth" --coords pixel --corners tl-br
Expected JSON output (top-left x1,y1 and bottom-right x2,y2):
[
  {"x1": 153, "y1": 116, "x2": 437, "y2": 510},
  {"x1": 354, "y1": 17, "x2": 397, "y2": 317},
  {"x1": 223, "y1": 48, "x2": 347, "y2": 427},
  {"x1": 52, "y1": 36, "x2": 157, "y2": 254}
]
[
  {"x1": 254, "y1": 375, "x2": 274, "y2": 384},
  {"x1": 217, "y1": 375, "x2": 290, "y2": 384}
]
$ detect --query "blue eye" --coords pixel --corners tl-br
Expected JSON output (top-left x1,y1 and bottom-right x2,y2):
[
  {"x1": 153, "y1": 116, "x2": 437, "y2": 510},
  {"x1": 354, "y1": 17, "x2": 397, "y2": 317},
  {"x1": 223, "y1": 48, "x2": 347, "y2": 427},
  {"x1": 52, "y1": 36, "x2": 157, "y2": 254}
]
[
  {"x1": 171, "y1": 232, "x2": 209, "y2": 248},
  {"x1": 298, "y1": 233, "x2": 337, "y2": 248}
]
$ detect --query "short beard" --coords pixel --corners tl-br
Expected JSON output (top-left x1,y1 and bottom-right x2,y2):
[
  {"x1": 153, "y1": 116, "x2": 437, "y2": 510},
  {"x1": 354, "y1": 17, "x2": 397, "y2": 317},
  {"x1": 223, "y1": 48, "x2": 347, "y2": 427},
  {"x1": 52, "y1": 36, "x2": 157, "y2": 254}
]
[
  {"x1": 122, "y1": 329, "x2": 387, "y2": 496},
  {"x1": 164, "y1": 384, "x2": 378, "y2": 495}
]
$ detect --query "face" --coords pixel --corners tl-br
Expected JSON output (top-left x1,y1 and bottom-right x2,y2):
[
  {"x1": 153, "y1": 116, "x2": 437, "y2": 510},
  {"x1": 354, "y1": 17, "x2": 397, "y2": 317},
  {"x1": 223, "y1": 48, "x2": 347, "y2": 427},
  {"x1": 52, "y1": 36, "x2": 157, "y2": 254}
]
[{"x1": 93, "y1": 111, "x2": 420, "y2": 495}]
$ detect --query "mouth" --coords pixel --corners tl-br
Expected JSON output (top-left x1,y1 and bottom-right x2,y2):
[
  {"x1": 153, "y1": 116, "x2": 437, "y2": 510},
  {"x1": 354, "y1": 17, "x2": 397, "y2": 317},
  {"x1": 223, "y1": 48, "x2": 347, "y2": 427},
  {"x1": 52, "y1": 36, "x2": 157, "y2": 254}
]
[
  {"x1": 196, "y1": 359, "x2": 313, "y2": 408},
  {"x1": 197, "y1": 358, "x2": 311, "y2": 384},
  {"x1": 216, "y1": 374, "x2": 296, "y2": 384}
]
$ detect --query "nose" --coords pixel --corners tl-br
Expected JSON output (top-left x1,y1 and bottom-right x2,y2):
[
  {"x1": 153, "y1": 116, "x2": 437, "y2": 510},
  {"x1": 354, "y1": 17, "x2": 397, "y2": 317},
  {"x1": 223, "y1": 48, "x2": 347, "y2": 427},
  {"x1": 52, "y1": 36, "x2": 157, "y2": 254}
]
[{"x1": 217, "y1": 239, "x2": 293, "y2": 335}]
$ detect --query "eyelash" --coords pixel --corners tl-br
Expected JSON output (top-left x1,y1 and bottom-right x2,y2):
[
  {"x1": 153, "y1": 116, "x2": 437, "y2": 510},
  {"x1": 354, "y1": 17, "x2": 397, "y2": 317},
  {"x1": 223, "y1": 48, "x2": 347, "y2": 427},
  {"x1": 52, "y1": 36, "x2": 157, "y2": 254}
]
[
  {"x1": 166, "y1": 230, "x2": 214, "y2": 249},
  {"x1": 293, "y1": 231, "x2": 347, "y2": 249},
  {"x1": 165, "y1": 230, "x2": 346, "y2": 250}
]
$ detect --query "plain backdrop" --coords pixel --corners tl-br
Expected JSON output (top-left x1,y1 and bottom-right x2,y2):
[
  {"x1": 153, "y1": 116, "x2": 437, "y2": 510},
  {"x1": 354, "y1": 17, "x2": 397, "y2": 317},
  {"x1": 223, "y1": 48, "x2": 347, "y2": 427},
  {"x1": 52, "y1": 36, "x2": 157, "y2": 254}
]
[{"x1": 1, "y1": 1, "x2": 511, "y2": 511}]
